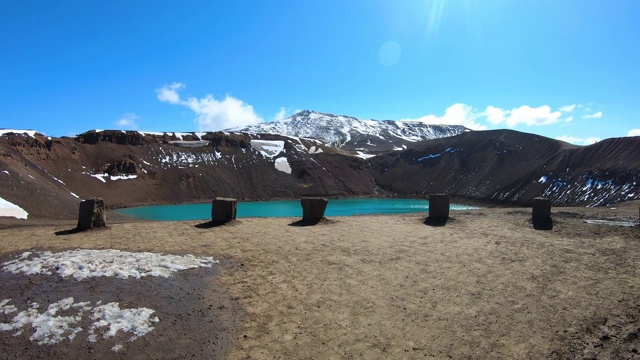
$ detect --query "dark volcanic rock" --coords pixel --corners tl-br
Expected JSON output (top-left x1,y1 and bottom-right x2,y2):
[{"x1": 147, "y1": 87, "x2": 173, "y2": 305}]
[{"x1": 77, "y1": 130, "x2": 145, "y2": 146}]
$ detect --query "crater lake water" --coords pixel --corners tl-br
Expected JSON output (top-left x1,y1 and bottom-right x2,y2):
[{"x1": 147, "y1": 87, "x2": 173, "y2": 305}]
[{"x1": 115, "y1": 198, "x2": 477, "y2": 221}]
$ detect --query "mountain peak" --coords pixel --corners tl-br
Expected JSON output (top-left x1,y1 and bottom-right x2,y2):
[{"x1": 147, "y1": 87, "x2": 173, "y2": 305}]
[{"x1": 229, "y1": 111, "x2": 469, "y2": 153}]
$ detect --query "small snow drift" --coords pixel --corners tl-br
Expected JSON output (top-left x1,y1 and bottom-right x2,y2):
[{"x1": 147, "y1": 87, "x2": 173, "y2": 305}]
[
  {"x1": 1, "y1": 249, "x2": 218, "y2": 280},
  {"x1": 0, "y1": 196, "x2": 28, "y2": 219},
  {"x1": 250, "y1": 140, "x2": 284, "y2": 158},
  {"x1": 0, "y1": 297, "x2": 158, "y2": 351},
  {"x1": 274, "y1": 157, "x2": 292, "y2": 174}
]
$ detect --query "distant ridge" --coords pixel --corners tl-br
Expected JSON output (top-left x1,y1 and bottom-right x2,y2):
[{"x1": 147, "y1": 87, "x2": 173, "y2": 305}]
[{"x1": 228, "y1": 110, "x2": 469, "y2": 154}]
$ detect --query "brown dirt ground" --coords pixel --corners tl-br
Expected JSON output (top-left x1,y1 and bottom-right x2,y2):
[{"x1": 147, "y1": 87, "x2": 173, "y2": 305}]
[{"x1": 0, "y1": 202, "x2": 639, "y2": 359}]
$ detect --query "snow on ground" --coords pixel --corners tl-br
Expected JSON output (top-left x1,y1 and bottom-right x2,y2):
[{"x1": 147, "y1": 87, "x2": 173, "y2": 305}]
[
  {"x1": 250, "y1": 140, "x2": 284, "y2": 158},
  {"x1": 0, "y1": 129, "x2": 40, "y2": 138},
  {"x1": 70, "y1": 192, "x2": 80, "y2": 199},
  {"x1": 0, "y1": 249, "x2": 216, "y2": 351},
  {"x1": 308, "y1": 146, "x2": 323, "y2": 154},
  {"x1": 0, "y1": 297, "x2": 158, "y2": 350},
  {"x1": 1, "y1": 249, "x2": 218, "y2": 280},
  {"x1": 274, "y1": 157, "x2": 292, "y2": 174},
  {"x1": 109, "y1": 174, "x2": 137, "y2": 180},
  {"x1": 138, "y1": 131, "x2": 202, "y2": 140},
  {"x1": 355, "y1": 151, "x2": 376, "y2": 159},
  {"x1": 1, "y1": 170, "x2": 9, "y2": 175},
  {"x1": 168, "y1": 140, "x2": 210, "y2": 148},
  {"x1": 0, "y1": 196, "x2": 28, "y2": 219}
]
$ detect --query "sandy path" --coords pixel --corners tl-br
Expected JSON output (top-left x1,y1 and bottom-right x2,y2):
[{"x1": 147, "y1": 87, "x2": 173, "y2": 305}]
[{"x1": 1, "y1": 206, "x2": 639, "y2": 359}]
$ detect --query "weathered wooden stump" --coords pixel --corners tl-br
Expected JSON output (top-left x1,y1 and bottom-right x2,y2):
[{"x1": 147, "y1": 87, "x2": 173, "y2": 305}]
[
  {"x1": 211, "y1": 197, "x2": 237, "y2": 224},
  {"x1": 77, "y1": 198, "x2": 106, "y2": 230},
  {"x1": 532, "y1": 197, "x2": 553, "y2": 230},
  {"x1": 301, "y1": 198, "x2": 328, "y2": 224},
  {"x1": 427, "y1": 194, "x2": 450, "y2": 225}
]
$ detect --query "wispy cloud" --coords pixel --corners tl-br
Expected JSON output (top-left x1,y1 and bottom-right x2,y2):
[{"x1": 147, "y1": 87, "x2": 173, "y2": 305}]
[
  {"x1": 559, "y1": 104, "x2": 578, "y2": 113},
  {"x1": 555, "y1": 135, "x2": 600, "y2": 145},
  {"x1": 401, "y1": 104, "x2": 487, "y2": 130},
  {"x1": 156, "y1": 83, "x2": 263, "y2": 130},
  {"x1": 583, "y1": 111, "x2": 603, "y2": 119},
  {"x1": 627, "y1": 129, "x2": 640, "y2": 137},
  {"x1": 272, "y1": 107, "x2": 288, "y2": 122},
  {"x1": 156, "y1": 82, "x2": 184, "y2": 104},
  {"x1": 116, "y1": 113, "x2": 139, "y2": 130}
]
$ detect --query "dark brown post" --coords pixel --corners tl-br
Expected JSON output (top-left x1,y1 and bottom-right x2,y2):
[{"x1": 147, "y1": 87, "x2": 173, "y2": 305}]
[
  {"x1": 532, "y1": 197, "x2": 553, "y2": 230},
  {"x1": 77, "y1": 198, "x2": 106, "y2": 230},
  {"x1": 211, "y1": 197, "x2": 237, "y2": 224},
  {"x1": 428, "y1": 194, "x2": 450, "y2": 221},
  {"x1": 301, "y1": 198, "x2": 328, "y2": 223}
]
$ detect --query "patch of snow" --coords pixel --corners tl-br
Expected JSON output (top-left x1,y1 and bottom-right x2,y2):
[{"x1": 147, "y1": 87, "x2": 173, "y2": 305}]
[
  {"x1": 1, "y1": 249, "x2": 218, "y2": 280},
  {"x1": 274, "y1": 157, "x2": 292, "y2": 174},
  {"x1": 0, "y1": 196, "x2": 28, "y2": 219},
  {"x1": 583, "y1": 219, "x2": 637, "y2": 227},
  {"x1": 308, "y1": 146, "x2": 323, "y2": 154},
  {"x1": 1, "y1": 299, "x2": 17, "y2": 314},
  {"x1": 168, "y1": 140, "x2": 210, "y2": 148},
  {"x1": 89, "y1": 173, "x2": 107, "y2": 183},
  {"x1": 0, "y1": 129, "x2": 40, "y2": 138},
  {"x1": 539, "y1": 176, "x2": 548, "y2": 183},
  {"x1": 0, "y1": 297, "x2": 158, "y2": 350},
  {"x1": 1, "y1": 170, "x2": 9, "y2": 175},
  {"x1": 355, "y1": 151, "x2": 375, "y2": 159},
  {"x1": 110, "y1": 174, "x2": 137, "y2": 181},
  {"x1": 250, "y1": 140, "x2": 285, "y2": 158},
  {"x1": 88, "y1": 302, "x2": 159, "y2": 343},
  {"x1": 70, "y1": 192, "x2": 80, "y2": 199}
]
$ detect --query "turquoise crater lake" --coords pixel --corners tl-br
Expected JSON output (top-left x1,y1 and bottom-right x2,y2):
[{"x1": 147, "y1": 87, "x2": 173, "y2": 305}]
[{"x1": 115, "y1": 198, "x2": 477, "y2": 221}]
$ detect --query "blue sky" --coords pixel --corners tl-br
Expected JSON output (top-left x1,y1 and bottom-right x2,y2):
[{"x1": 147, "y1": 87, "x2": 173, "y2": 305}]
[{"x1": 1, "y1": 0, "x2": 639, "y2": 144}]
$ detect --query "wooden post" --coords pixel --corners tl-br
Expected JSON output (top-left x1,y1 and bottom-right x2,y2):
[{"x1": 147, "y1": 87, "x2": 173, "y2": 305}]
[
  {"x1": 211, "y1": 197, "x2": 237, "y2": 224},
  {"x1": 301, "y1": 198, "x2": 328, "y2": 223},
  {"x1": 532, "y1": 197, "x2": 553, "y2": 230},
  {"x1": 428, "y1": 194, "x2": 450, "y2": 221},
  {"x1": 77, "y1": 198, "x2": 106, "y2": 230}
]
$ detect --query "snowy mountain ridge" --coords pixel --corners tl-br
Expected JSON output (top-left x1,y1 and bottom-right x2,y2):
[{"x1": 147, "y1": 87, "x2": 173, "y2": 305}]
[{"x1": 228, "y1": 110, "x2": 470, "y2": 153}]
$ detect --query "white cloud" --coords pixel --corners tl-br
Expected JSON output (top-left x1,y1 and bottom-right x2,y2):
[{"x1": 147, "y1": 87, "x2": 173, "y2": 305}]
[
  {"x1": 559, "y1": 104, "x2": 577, "y2": 113},
  {"x1": 156, "y1": 83, "x2": 184, "y2": 104},
  {"x1": 484, "y1": 106, "x2": 506, "y2": 125},
  {"x1": 627, "y1": 129, "x2": 640, "y2": 137},
  {"x1": 505, "y1": 105, "x2": 563, "y2": 127},
  {"x1": 583, "y1": 111, "x2": 603, "y2": 119},
  {"x1": 555, "y1": 135, "x2": 600, "y2": 145},
  {"x1": 272, "y1": 107, "x2": 288, "y2": 122},
  {"x1": 156, "y1": 83, "x2": 263, "y2": 131},
  {"x1": 116, "y1": 113, "x2": 139, "y2": 130},
  {"x1": 402, "y1": 103, "x2": 487, "y2": 130}
]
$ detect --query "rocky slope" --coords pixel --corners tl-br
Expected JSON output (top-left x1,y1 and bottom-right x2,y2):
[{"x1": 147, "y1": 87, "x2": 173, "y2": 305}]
[
  {"x1": 370, "y1": 130, "x2": 640, "y2": 206},
  {"x1": 229, "y1": 110, "x2": 469, "y2": 155},
  {"x1": 0, "y1": 127, "x2": 638, "y2": 219},
  {"x1": 0, "y1": 130, "x2": 377, "y2": 219}
]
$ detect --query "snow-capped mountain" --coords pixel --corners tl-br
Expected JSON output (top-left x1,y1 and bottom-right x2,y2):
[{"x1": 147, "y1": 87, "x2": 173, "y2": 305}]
[{"x1": 228, "y1": 110, "x2": 469, "y2": 154}]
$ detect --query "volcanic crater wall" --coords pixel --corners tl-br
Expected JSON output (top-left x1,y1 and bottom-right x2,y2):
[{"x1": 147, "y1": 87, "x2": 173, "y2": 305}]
[{"x1": 1, "y1": 129, "x2": 639, "y2": 219}]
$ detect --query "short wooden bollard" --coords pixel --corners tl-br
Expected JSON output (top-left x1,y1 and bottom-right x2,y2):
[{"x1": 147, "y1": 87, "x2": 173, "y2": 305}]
[
  {"x1": 211, "y1": 197, "x2": 237, "y2": 224},
  {"x1": 77, "y1": 198, "x2": 106, "y2": 230},
  {"x1": 532, "y1": 197, "x2": 552, "y2": 230},
  {"x1": 301, "y1": 198, "x2": 328, "y2": 223},
  {"x1": 428, "y1": 194, "x2": 450, "y2": 221}
]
